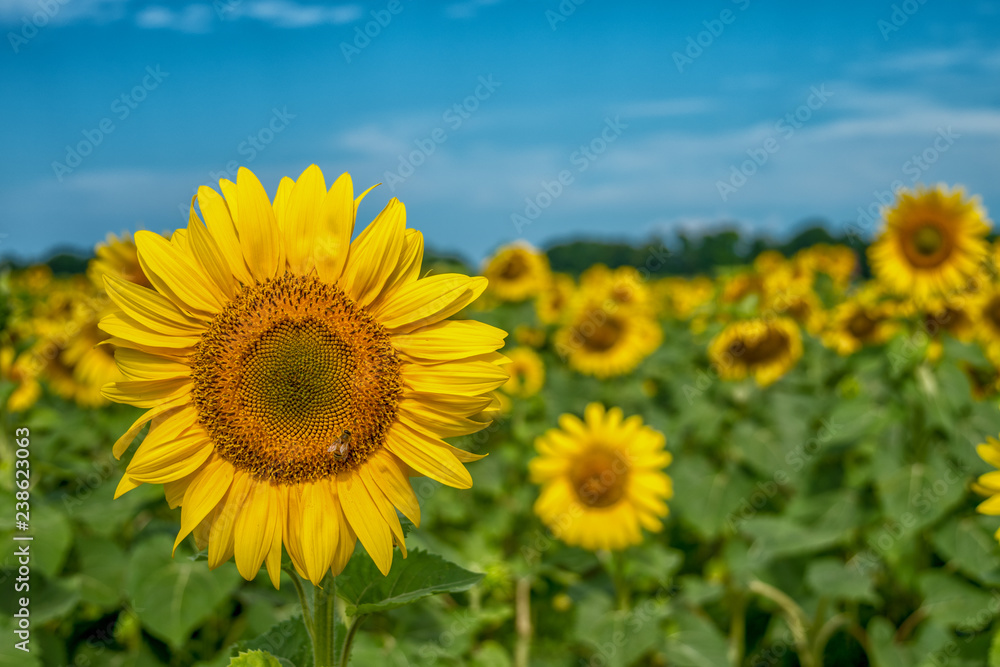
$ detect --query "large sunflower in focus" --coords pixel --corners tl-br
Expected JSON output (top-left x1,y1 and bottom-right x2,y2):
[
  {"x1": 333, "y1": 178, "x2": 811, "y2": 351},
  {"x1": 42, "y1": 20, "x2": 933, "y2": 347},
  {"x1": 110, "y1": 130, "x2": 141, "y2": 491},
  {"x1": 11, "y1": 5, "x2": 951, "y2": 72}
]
[
  {"x1": 708, "y1": 317, "x2": 802, "y2": 387},
  {"x1": 869, "y1": 185, "x2": 990, "y2": 301},
  {"x1": 102, "y1": 166, "x2": 508, "y2": 587},
  {"x1": 482, "y1": 243, "x2": 551, "y2": 302},
  {"x1": 530, "y1": 403, "x2": 672, "y2": 551}
]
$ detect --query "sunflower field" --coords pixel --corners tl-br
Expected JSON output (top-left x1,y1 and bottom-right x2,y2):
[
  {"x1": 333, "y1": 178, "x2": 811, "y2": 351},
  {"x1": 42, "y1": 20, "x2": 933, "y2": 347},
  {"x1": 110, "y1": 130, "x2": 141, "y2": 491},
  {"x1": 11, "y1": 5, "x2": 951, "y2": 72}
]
[{"x1": 5, "y1": 173, "x2": 1000, "y2": 667}]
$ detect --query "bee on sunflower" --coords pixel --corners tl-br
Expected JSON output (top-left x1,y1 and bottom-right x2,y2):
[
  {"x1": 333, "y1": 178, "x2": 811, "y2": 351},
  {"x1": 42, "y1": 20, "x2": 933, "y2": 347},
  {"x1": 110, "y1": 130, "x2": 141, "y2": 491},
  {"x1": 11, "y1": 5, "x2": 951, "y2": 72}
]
[{"x1": 101, "y1": 165, "x2": 508, "y2": 588}]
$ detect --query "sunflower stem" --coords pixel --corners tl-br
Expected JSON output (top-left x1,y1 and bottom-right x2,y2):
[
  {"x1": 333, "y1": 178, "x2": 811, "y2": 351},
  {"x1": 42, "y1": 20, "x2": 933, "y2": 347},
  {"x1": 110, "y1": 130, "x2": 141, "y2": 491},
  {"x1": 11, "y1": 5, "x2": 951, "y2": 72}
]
[
  {"x1": 283, "y1": 565, "x2": 315, "y2": 641},
  {"x1": 311, "y1": 573, "x2": 338, "y2": 667},
  {"x1": 338, "y1": 615, "x2": 366, "y2": 667}
]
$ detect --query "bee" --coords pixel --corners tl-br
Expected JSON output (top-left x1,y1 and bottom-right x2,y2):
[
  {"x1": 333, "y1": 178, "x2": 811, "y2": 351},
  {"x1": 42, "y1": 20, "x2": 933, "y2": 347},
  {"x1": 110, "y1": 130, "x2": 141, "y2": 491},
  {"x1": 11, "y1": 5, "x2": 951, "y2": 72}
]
[{"x1": 328, "y1": 429, "x2": 352, "y2": 460}]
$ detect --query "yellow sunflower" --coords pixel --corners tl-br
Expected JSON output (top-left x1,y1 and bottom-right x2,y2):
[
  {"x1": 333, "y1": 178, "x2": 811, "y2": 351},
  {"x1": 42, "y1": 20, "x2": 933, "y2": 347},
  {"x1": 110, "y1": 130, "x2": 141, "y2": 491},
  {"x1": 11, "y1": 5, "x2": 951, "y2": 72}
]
[
  {"x1": 971, "y1": 285, "x2": 1000, "y2": 365},
  {"x1": 973, "y1": 436, "x2": 1000, "y2": 539},
  {"x1": 102, "y1": 165, "x2": 508, "y2": 588},
  {"x1": 501, "y1": 347, "x2": 545, "y2": 398},
  {"x1": 553, "y1": 299, "x2": 661, "y2": 378},
  {"x1": 821, "y1": 295, "x2": 899, "y2": 356},
  {"x1": 535, "y1": 273, "x2": 576, "y2": 325},
  {"x1": 530, "y1": 403, "x2": 672, "y2": 551},
  {"x1": 482, "y1": 243, "x2": 551, "y2": 302},
  {"x1": 579, "y1": 264, "x2": 655, "y2": 315},
  {"x1": 88, "y1": 232, "x2": 153, "y2": 289},
  {"x1": 869, "y1": 184, "x2": 990, "y2": 301},
  {"x1": 708, "y1": 317, "x2": 802, "y2": 387}
]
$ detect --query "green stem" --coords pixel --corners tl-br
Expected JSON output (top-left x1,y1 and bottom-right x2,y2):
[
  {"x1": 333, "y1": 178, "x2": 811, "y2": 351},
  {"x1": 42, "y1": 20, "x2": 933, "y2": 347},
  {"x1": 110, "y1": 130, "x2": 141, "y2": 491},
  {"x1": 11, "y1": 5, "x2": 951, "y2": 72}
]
[
  {"x1": 283, "y1": 565, "x2": 315, "y2": 641},
  {"x1": 727, "y1": 588, "x2": 746, "y2": 667},
  {"x1": 748, "y1": 580, "x2": 815, "y2": 667},
  {"x1": 338, "y1": 615, "x2": 366, "y2": 667},
  {"x1": 311, "y1": 573, "x2": 338, "y2": 667}
]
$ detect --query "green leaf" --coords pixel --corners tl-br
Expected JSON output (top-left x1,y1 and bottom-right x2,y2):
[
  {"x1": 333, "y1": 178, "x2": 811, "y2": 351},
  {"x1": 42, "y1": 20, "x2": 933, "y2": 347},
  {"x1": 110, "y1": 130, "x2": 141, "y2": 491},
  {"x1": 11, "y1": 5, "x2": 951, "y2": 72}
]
[
  {"x1": 126, "y1": 535, "x2": 242, "y2": 649},
  {"x1": 739, "y1": 515, "x2": 845, "y2": 561},
  {"x1": 228, "y1": 649, "x2": 290, "y2": 667},
  {"x1": 918, "y1": 570, "x2": 996, "y2": 630},
  {"x1": 31, "y1": 501, "x2": 72, "y2": 578},
  {"x1": 76, "y1": 537, "x2": 127, "y2": 608},
  {"x1": 805, "y1": 557, "x2": 879, "y2": 604},
  {"x1": 932, "y1": 516, "x2": 1000, "y2": 585},
  {"x1": 232, "y1": 616, "x2": 314, "y2": 667},
  {"x1": 663, "y1": 608, "x2": 728, "y2": 667},
  {"x1": 337, "y1": 548, "x2": 483, "y2": 616}
]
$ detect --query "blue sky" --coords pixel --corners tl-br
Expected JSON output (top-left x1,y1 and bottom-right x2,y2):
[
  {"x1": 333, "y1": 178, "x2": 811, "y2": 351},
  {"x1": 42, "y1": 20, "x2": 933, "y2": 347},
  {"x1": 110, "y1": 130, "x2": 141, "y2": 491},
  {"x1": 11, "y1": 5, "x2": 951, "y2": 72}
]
[{"x1": 2, "y1": 0, "x2": 999, "y2": 263}]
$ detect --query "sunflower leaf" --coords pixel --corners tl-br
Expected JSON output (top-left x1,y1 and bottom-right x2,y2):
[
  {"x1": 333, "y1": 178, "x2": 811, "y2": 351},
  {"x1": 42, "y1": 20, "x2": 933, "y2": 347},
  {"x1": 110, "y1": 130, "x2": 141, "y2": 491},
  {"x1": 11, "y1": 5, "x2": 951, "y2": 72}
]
[
  {"x1": 228, "y1": 649, "x2": 290, "y2": 667},
  {"x1": 231, "y1": 616, "x2": 314, "y2": 667},
  {"x1": 336, "y1": 548, "x2": 483, "y2": 616}
]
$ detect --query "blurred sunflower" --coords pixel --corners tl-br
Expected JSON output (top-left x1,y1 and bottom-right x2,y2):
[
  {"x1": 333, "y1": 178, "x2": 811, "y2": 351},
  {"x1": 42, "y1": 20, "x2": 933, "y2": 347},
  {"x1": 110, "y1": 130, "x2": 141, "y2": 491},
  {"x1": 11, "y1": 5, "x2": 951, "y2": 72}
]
[
  {"x1": 821, "y1": 296, "x2": 899, "y2": 356},
  {"x1": 102, "y1": 165, "x2": 507, "y2": 587},
  {"x1": 482, "y1": 243, "x2": 551, "y2": 302},
  {"x1": 869, "y1": 185, "x2": 990, "y2": 301},
  {"x1": 579, "y1": 264, "x2": 655, "y2": 315},
  {"x1": 88, "y1": 232, "x2": 152, "y2": 289},
  {"x1": 973, "y1": 436, "x2": 1000, "y2": 539},
  {"x1": 709, "y1": 317, "x2": 802, "y2": 387},
  {"x1": 972, "y1": 285, "x2": 1000, "y2": 364},
  {"x1": 554, "y1": 300, "x2": 661, "y2": 378},
  {"x1": 659, "y1": 276, "x2": 714, "y2": 320},
  {"x1": 535, "y1": 273, "x2": 576, "y2": 325},
  {"x1": 530, "y1": 403, "x2": 672, "y2": 551},
  {"x1": 962, "y1": 361, "x2": 1000, "y2": 400},
  {"x1": 501, "y1": 347, "x2": 545, "y2": 398}
]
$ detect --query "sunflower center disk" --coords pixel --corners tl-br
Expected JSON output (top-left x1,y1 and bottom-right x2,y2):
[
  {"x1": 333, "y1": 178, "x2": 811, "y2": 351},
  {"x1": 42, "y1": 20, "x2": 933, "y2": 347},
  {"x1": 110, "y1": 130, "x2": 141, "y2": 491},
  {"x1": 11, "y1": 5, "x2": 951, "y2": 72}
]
[
  {"x1": 903, "y1": 222, "x2": 952, "y2": 268},
  {"x1": 582, "y1": 316, "x2": 624, "y2": 352},
  {"x1": 571, "y1": 448, "x2": 629, "y2": 508},
  {"x1": 191, "y1": 275, "x2": 401, "y2": 484},
  {"x1": 740, "y1": 329, "x2": 790, "y2": 365}
]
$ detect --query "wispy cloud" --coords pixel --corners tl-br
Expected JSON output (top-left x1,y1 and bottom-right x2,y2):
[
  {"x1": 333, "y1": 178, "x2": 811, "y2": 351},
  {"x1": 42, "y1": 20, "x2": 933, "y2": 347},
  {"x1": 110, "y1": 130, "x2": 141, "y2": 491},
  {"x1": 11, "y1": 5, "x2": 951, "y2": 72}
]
[{"x1": 135, "y1": 4, "x2": 212, "y2": 33}]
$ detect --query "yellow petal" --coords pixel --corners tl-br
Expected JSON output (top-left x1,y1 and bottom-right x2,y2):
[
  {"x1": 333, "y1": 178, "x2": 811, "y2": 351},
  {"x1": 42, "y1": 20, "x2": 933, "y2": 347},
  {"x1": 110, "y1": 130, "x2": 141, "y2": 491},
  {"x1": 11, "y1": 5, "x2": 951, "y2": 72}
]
[
  {"x1": 115, "y1": 348, "x2": 190, "y2": 381},
  {"x1": 340, "y1": 198, "x2": 406, "y2": 307},
  {"x1": 234, "y1": 480, "x2": 279, "y2": 581},
  {"x1": 401, "y1": 359, "x2": 509, "y2": 396},
  {"x1": 187, "y1": 203, "x2": 238, "y2": 300},
  {"x1": 283, "y1": 165, "x2": 327, "y2": 276},
  {"x1": 111, "y1": 394, "x2": 192, "y2": 458},
  {"x1": 135, "y1": 230, "x2": 226, "y2": 315},
  {"x1": 208, "y1": 472, "x2": 252, "y2": 570},
  {"x1": 391, "y1": 320, "x2": 507, "y2": 362},
  {"x1": 366, "y1": 450, "x2": 421, "y2": 527},
  {"x1": 99, "y1": 312, "x2": 202, "y2": 349},
  {"x1": 358, "y1": 464, "x2": 406, "y2": 557},
  {"x1": 103, "y1": 274, "x2": 208, "y2": 334},
  {"x1": 173, "y1": 455, "x2": 234, "y2": 555},
  {"x1": 236, "y1": 167, "x2": 281, "y2": 281},
  {"x1": 373, "y1": 275, "x2": 488, "y2": 333},
  {"x1": 299, "y1": 480, "x2": 339, "y2": 585},
  {"x1": 369, "y1": 229, "x2": 424, "y2": 310},
  {"x1": 385, "y1": 421, "x2": 473, "y2": 489},
  {"x1": 314, "y1": 173, "x2": 357, "y2": 285},
  {"x1": 273, "y1": 176, "x2": 295, "y2": 230},
  {"x1": 102, "y1": 377, "x2": 191, "y2": 408},
  {"x1": 338, "y1": 471, "x2": 394, "y2": 575},
  {"x1": 198, "y1": 185, "x2": 253, "y2": 285}
]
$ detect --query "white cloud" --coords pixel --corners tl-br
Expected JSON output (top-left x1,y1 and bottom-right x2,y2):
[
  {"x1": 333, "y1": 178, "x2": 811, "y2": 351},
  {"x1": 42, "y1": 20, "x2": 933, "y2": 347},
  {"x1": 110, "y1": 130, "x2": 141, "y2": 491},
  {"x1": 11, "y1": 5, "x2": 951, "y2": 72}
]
[
  {"x1": 236, "y1": 0, "x2": 361, "y2": 28},
  {"x1": 135, "y1": 4, "x2": 213, "y2": 33}
]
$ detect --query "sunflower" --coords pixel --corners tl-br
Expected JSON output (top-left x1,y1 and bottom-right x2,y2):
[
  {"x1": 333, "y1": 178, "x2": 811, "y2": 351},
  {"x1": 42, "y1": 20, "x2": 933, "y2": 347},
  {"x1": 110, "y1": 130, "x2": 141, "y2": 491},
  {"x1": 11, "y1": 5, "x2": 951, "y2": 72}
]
[
  {"x1": 821, "y1": 294, "x2": 899, "y2": 356},
  {"x1": 530, "y1": 403, "x2": 672, "y2": 551},
  {"x1": 869, "y1": 185, "x2": 990, "y2": 301},
  {"x1": 708, "y1": 317, "x2": 802, "y2": 387},
  {"x1": 88, "y1": 232, "x2": 152, "y2": 289},
  {"x1": 579, "y1": 264, "x2": 655, "y2": 315},
  {"x1": 658, "y1": 276, "x2": 714, "y2": 320},
  {"x1": 102, "y1": 165, "x2": 508, "y2": 587},
  {"x1": 482, "y1": 243, "x2": 551, "y2": 302},
  {"x1": 501, "y1": 347, "x2": 545, "y2": 398},
  {"x1": 971, "y1": 285, "x2": 1000, "y2": 365},
  {"x1": 553, "y1": 298, "x2": 661, "y2": 379},
  {"x1": 962, "y1": 361, "x2": 1000, "y2": 400},
  {"x1": 973, "y1": 436, "x2": 1000, "y2": 540},
  {"x1": 535, "y1": 273, "x2": 576, "y2": 325}
]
